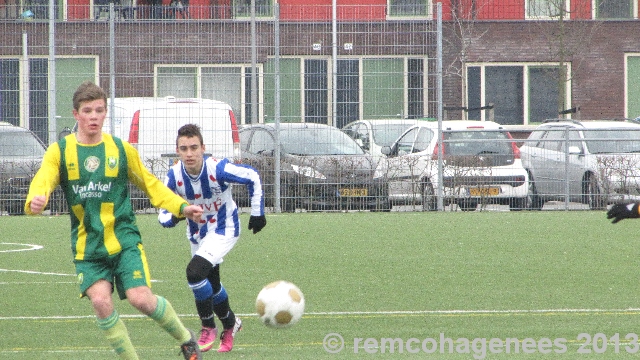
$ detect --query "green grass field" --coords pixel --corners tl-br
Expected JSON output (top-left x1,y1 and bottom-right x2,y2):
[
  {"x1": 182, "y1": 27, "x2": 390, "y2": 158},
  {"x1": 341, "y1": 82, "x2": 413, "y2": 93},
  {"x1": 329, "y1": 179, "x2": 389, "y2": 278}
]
[{"x1": 2, "y1": 211, "x2": 640, "y2": 359}]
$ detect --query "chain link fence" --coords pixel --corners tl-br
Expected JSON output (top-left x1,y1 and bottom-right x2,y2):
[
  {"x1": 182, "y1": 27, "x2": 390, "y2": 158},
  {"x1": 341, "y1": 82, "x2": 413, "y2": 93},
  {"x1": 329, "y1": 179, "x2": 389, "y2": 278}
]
[{"x1": 0, "y1": 4, "x2": 442, "y2": 214}]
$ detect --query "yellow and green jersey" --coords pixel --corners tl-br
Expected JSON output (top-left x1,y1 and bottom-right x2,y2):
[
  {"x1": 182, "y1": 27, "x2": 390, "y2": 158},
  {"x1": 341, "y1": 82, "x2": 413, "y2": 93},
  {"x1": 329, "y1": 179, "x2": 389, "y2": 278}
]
[{"x1": 25, "y1": 133, "x2": 187, "y2": 261}]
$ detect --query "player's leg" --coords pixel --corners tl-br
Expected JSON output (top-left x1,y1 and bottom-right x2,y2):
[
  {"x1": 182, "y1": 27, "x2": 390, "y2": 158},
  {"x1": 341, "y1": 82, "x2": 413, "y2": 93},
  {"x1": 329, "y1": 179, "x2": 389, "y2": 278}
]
[
  {"x1": 118, "y1": 244, "x2": 201, "y2": 359},
  {"x1": 192, "y1": 233, "x2": 241, "y2": 352},
  {"x1": 188, "y1": 233, "x2": 239, "y2": 352},
  {"x1": 80, "y1": 261, "x2": 138, "y2": 360},
  {"x1": 207, "y1": 265, "x2": 242, "y2": 353},
  {"x1": 186, "y1": 255, "x2": 218, "y2": 351}
]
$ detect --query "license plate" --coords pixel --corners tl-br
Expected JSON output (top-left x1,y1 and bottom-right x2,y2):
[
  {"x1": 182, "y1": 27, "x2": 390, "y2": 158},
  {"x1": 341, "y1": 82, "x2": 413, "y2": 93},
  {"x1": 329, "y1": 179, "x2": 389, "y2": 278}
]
[
  {"x1": 469, "y1": 187, "x2": 500, "y2": 196},
  {"x1": 339, "y1": 188, "x2": 368, "y2": 197}
]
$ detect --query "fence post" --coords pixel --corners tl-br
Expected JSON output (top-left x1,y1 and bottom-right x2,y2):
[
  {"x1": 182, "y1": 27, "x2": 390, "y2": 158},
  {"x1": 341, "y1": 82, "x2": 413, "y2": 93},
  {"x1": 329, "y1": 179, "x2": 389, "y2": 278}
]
[{"x1": 487, "y1": 103, "x2": 494, "y2": 122}]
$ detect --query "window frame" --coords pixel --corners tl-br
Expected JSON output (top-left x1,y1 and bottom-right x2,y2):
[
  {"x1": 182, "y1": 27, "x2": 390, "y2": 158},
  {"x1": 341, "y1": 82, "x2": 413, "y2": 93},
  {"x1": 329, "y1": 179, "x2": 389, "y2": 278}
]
[
  {"x1": 525, "y1": 0, "x2": 570, "y2": 19},
  {"x1": 154, "y1": 64, "x2": 264, "y2": 125},
  {"x1": 231, "y1": 0, "x2": 275, "y2": 19},
  {"x1": 386, "y1": 0, "x2": 432, "y2": 20},
  {"x1": 592, "y1": 0, "x2": 636, "y2": 19},
  {"x1": 465, "y1": 62, "x2": 572, "y2": 125}
]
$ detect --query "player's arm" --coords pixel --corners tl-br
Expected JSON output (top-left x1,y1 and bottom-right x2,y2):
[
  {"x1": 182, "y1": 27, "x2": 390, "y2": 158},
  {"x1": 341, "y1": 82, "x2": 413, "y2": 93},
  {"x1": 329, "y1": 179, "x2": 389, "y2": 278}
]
[
  {"x1": 24, "y1": 144, "x2": 61, "y2": 215},
  {"x1": 123, "y1": 142, "x2": 202, "y2": 222},
  {"x1": 607, "y1": 202, "x2": 640, "y2": 224},
  {"x1": 157, "y1": 167, "x2": 185, "y2": 228},
  {"x1": 218, "y1": 158, "x2": 266, "y2": 234}
]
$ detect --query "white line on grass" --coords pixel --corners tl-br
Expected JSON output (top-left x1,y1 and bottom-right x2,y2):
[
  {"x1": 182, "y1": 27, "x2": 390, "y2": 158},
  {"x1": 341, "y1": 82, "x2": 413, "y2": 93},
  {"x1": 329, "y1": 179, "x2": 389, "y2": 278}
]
[
  {"x1": 0, "y1": 268, "x2": 162, "y2": 283},
  {"x1": 0, "y1": 268, "x2": 74, "y2": 276},
  {"x1": 2, "y1": 308, "x2": 640, "y2": 321},
  {"x1": 0, "y1": 242, "x2": 43, "y2": 253}
]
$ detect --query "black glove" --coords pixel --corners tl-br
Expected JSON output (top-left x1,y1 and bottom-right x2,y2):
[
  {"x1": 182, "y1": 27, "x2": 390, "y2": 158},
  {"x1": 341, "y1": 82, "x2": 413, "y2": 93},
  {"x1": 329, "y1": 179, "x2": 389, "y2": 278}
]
[
  {"x1": 248, "y1": 215, "x2": 267, "y2": 234},
  {"x1": 607, "y1": 203, "x2": 640, "y2": 224}
]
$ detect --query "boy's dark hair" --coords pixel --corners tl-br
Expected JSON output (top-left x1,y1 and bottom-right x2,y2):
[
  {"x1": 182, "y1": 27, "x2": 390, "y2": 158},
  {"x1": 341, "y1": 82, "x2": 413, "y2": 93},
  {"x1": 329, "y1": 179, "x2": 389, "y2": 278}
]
[
  {"x1": 73, "y1": 81, "x2": 107, "y2": 111},
  {"x1": 177, "y1": 124, "x2": 204, "y2": 146}
]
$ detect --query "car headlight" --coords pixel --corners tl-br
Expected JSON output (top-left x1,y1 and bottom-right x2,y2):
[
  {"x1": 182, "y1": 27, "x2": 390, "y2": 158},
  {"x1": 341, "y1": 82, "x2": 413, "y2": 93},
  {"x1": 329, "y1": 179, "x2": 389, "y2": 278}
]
[{"x1": 291, "y1": 164, "x2": 327, "y2": 179}]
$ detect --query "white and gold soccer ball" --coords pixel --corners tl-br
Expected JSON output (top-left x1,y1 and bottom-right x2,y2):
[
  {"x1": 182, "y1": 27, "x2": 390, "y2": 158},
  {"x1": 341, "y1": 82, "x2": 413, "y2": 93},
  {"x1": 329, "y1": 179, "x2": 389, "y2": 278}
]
[{"x1": 255, "y1": 280, "x2": 305, "y2": 328}]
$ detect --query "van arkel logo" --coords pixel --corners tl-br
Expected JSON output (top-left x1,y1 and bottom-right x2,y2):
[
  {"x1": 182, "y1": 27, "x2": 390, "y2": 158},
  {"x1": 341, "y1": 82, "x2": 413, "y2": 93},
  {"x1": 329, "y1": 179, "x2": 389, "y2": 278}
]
[
  {"x1": 107, "y1": 156, "x2": 118, "y2": 170},
  {"x1": 84, "y1": 156, "x2": 100, "y2": 172}
]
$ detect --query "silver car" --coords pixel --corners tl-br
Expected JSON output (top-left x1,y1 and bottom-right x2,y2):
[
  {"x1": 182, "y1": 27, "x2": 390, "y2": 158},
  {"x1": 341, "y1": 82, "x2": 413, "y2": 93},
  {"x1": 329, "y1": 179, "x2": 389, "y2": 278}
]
[
  {"x1": 0, "y1": 122, "x2": 46, "y2": 215},
  {"x1": 519, "y1": 119, "x2": 640, "y2": 210},
  {"x1": 236, "y1": 123, "x2": 390, "y2": 212},
  {"x1": 341, "y1": 119, "x2": 422, "y2": 159},
  {"x1": 377, "y1": 120, "x2": 529, "y2": 211}
]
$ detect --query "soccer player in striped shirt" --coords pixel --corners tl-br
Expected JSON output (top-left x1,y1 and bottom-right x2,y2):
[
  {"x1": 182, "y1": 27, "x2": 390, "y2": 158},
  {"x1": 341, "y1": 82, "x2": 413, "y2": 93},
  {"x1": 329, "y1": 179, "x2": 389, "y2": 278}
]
[
  {"x1": 25, "y1": 81, "x2": 204, "y2": 360},
  {"x1": 158, "y1": 123, "x2": 266, "y2": 353}
]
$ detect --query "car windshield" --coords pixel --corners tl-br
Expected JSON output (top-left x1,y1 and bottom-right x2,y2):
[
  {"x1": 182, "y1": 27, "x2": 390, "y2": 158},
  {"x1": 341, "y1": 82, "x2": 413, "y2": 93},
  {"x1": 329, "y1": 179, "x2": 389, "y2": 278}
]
[
  {"x1": 443, "y1": 131, "x2": 513, "y2": 155},
  {"x1": 0, "y1": 131, "x2": 46, "y2": 157},
  {"x1": 280, "y1": 127, "x2": 365, "y2": 155},
  {"x1": 583, "y1": 129, "x2": 640, "y2": 154},
  {"x1": 371, "y1": 123, "x2": 414, "y2": 147}
]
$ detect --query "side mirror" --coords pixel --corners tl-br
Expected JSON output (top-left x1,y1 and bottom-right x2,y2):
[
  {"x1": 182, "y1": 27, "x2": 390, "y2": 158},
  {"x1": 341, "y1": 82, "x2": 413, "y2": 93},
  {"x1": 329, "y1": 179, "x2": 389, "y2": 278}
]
[
  {"x1": 381, "y1": 146, "x2": 392, "y2": 156},
  {"x1": 568, "y1": 145, "x2": 582, "y2": 154},
  {"x1": 58, "y1": 127, "x2": 72, "y2": 140}
]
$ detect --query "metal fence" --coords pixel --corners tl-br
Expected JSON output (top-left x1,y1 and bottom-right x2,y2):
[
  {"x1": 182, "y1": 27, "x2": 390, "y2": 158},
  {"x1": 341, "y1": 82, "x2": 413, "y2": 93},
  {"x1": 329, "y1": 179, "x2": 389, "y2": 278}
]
[
  {"x1": 5, "y1": 5, "x2": 637, "y2": 215},
  {"x1": 0, "y1": 3, "x2": 443, "y2": 215}
]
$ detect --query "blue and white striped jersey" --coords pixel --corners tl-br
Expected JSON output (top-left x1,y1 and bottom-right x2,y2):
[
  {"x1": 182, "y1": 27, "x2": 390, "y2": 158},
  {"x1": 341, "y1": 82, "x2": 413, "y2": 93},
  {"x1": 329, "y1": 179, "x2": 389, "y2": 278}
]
[{"x1": 163, "y1": 157, "x2": 264, "y2": 242}]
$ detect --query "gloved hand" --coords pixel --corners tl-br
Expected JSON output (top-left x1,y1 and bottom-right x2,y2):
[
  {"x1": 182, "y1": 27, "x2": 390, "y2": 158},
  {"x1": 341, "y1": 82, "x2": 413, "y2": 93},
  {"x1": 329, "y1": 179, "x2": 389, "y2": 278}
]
[
  {"x1": 607, "y1": 203, "x2": 640, "y2": 224},
  {"x1": 248, "y1": 215, "x2": 267, "y2": 234},
  {"x1": 158, "y1": 209, "x2": 180, "y2": 228}
]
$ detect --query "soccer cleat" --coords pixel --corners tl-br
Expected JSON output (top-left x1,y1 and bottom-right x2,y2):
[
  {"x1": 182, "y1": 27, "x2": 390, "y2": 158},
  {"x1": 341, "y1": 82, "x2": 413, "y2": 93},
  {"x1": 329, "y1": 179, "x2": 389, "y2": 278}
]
[
  {"x1": 197, "y1": 326, "x2": 218, "y2": 352},
  {"x1": 179, "y1": 329, "x2": 202, "y2": 360},
  {"x1": 217, "y1": 317, "x2": 242, "y2": 353}
]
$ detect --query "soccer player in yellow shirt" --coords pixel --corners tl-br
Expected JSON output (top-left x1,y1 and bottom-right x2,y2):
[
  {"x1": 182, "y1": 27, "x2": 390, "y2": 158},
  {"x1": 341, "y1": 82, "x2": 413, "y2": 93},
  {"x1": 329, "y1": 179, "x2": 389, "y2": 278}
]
[{"x1": 24, "y1": 81, "x2": 204, "y2": 360}]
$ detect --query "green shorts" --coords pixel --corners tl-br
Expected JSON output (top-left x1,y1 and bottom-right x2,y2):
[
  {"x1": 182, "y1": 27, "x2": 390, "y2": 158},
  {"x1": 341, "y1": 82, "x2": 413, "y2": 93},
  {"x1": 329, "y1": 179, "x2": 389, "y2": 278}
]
[{"x1": 74, "y1": 243, "x2": 152, "y2": 300}]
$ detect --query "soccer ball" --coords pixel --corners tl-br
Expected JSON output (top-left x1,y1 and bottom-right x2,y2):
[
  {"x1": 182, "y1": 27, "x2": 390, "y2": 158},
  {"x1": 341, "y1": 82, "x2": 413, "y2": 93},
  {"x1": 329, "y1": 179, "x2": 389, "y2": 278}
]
[{"x1": 255, "y1": 280, "x2": 305, "y2": 328}]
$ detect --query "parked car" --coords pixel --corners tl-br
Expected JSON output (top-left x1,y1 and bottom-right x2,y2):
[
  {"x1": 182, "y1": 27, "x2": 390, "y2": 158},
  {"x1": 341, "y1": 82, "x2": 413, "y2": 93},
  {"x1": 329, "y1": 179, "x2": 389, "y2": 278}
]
[
  {"x1": 0, "y1": 122, "x2": 46, "y2": 215},
  {"x1": 519, "y1": 119, "x2": 640, "y2": 210},
  {"x1": 341, "y1": 119, "x2": 422, "y2": 158},
  {"x1": 377, "y1": 120, "x2": 529, "y2": 211},
  {"x1": 235, "y1": 122, "x2": 389, "y2": 212}
]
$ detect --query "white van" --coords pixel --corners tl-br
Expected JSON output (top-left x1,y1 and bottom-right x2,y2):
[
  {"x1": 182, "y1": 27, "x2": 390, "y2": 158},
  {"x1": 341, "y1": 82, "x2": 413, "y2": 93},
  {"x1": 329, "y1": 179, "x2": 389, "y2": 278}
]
[{"x1": 102, "y1": 97, "x2": 240, "y2": 164}]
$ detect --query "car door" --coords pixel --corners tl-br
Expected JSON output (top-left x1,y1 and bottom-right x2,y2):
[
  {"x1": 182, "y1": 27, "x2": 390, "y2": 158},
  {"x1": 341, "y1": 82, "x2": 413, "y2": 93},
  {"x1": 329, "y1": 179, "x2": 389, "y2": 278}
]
[
  {"x1": 529, "y1": 127, "x2": 565, "y2": 196},
  {"x1": 238, "y1": 128, "x2": 277, "y2": 206},
  {"x1": 347, "y1": 122, "x2": 372, "y2": 153},
  {"x1": 533, "y1": 126, "x2": 585, "y2": 198},
  {"x1": 384, "y1": 126, "x2": 435, "y2": 204}
]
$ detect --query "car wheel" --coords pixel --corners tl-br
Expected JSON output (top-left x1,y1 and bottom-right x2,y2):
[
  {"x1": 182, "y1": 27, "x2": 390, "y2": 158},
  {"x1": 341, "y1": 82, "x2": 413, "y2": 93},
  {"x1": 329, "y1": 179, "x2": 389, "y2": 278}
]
[
  {"x1": 583, "y1": 174, "x2": 604, "y2": 210},
  {"x1": 509, "y1": 196, "x2": 529, "y2": 211},
  {"x1": 421, "y1": 181, "x2": 436, "y2": 211},
  {"x1": 527, "y1": 175, "x2": 544, "y2": 211},
  {"x1": 458, "y1": 199, "x2": 477, "y2": 211}
]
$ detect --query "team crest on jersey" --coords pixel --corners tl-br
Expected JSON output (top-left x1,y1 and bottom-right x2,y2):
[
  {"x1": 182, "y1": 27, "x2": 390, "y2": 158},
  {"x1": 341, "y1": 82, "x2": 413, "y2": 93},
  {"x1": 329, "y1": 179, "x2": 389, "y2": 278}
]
[
  {"x1": 107, "y1": 156, "x2": 118, "y2": 170},
  {"x1": 84, "y1": 156, "x2": 100, "y2": 172}
]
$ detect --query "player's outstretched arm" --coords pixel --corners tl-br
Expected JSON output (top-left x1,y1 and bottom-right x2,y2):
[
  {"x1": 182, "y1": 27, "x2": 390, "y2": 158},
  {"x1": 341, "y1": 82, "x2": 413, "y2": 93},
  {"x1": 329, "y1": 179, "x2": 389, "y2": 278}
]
[
  {"x1": 158, "y1": 209, "x2": 182, "y2": 228},
  {"x1": 182, "y1": 204, "x2": 203, "y2": 223},
  {"x1": 607, "y1": 203, "x2": 640, "y2": 224}
]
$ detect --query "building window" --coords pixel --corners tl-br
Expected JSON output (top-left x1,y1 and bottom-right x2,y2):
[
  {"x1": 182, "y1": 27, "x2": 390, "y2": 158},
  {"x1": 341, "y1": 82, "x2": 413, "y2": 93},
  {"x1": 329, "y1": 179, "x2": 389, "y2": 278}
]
[
  {"x1": 466, "y1": 63, "x2": 570, "y2": 125},
  {"x1": 0, "y1": 57, "x2": 96, "y2": 143},
  {"x1": 156, "y1": 65, "x2": 262, "y2": 124},
  {"x1": 263, "y1": 57, "x2": 427, "y2": 126},
  {"x1": 232, "y1": 0, "x2": 273, "y2": 18},
  {"x1": 625, "y1": 54, "x2": 640, "y2": 119},
  {"x1": 526, "y1": 0, "x2": 568, "y2": 18},
  {"x1": 388, "y1": 0, "x2": 430, "y2": 18},
  {"x1": 595, "y1": 0, "x2": 633, "y2": 18}
]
